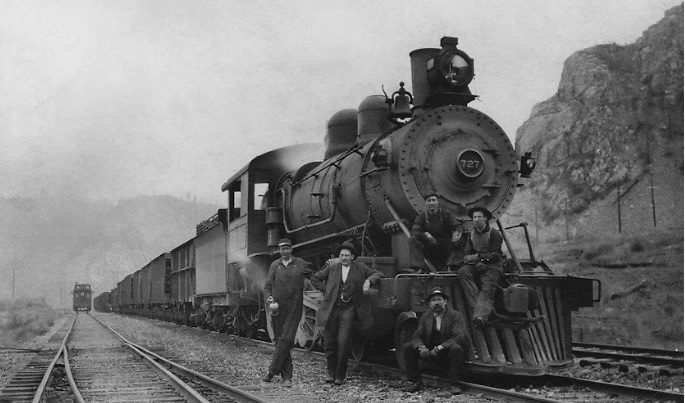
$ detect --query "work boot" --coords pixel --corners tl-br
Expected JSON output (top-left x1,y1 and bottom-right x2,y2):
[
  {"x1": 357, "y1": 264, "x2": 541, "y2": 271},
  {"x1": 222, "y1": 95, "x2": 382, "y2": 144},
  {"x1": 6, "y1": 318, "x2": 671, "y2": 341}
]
[
  {"x1": 262, "y1": 373, "x2": 274, "y2": 382},
  {"x1": 473, "y1": 317, "x2": 486, "y2": 329},
  {"x1": 402, "y1": 380, "x2": 424, "y2": 393},
  {"x1": 283, "y1": 378, "x2": 292, "y2": 386},
  {"x1": 334, "y1": 378, "x2": 345, "y2": 386},
  {"x1": 450, "y1": 383, "x2": 465, "y2": 395}
]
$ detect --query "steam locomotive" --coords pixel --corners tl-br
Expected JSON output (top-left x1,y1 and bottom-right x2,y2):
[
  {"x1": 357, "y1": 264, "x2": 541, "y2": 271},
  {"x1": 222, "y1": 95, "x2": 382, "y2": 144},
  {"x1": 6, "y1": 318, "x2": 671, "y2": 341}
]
[{"x1": 97, "y1": 37, "x2": 600, "y2": 376}]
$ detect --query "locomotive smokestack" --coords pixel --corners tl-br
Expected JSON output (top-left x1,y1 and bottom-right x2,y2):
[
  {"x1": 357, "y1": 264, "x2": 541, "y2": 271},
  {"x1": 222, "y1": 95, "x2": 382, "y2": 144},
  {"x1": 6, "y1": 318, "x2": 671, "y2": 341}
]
[{"x1": 409, "y1": 47, "x2": 440, "y2": 112}]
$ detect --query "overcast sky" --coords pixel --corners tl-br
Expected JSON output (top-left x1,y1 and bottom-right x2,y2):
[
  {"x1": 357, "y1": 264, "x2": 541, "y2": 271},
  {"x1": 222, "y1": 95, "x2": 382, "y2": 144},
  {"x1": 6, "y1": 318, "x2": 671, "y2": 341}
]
[{"x1": 0, "y1": 0, "x2": 680, "y2": 205}]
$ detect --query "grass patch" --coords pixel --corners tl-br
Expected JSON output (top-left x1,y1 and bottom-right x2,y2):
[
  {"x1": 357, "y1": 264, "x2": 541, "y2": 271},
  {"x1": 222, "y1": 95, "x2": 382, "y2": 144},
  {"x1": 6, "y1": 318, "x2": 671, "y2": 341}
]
[{"x1": 0, "y1": 298, "x2": 57, "y2": 345}]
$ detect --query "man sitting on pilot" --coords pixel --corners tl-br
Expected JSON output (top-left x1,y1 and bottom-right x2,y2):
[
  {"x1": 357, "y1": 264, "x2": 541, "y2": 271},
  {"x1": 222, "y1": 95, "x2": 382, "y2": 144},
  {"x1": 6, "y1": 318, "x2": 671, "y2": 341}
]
[
  {"x1": 407, "y1": 193, "x2": 465, "y2": 273},
  {"x1": 457, "y1": 206, "x2": 504, "y2": 328},
  {"x1": 400, "y1": 286, "x2": 466, "y2": 394}
]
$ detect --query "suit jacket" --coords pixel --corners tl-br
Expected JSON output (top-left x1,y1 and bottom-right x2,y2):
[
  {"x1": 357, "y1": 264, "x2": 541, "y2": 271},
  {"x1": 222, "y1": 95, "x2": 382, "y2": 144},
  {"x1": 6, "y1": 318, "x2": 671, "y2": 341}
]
[
  {"x1": 310, "y1": 260, "x2": 384, "y2": 329},
  {"x1": 411, "y1": 307, "x2": 466, "y2": 350}
]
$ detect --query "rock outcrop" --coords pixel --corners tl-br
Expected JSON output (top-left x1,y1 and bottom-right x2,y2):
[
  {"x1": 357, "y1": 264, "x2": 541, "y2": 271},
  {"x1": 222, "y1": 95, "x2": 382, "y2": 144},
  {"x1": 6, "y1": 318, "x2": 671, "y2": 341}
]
[{"x1": 508, "y1": 4, "x2": 683, "y2": 241}]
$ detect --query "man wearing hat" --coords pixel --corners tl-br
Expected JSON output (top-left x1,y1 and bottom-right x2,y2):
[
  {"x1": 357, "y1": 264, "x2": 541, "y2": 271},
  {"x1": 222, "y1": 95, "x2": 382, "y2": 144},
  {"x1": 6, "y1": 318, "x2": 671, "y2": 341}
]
[
  {"x1": 401, "y1": 286, "x2": 466, "y2": 394},
  {"x1": 457, "y1": 206, "x2": 504, "y2": 327},
  {"x1": 407, "y1": 193, "x2": 465, "y2": 273},
  {"x1": 310, "y1": 240, "x2": 384, "y2": 386},
  {"x1": 263, "y1": 238, "x2": 313, "y2": 384}
]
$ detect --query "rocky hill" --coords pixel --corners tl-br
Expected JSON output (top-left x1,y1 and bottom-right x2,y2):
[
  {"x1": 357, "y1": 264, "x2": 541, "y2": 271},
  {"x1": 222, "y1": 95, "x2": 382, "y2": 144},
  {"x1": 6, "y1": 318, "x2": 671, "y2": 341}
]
[
  {"x1": 0, "y1": 195, "x2": 221, "y2": 306},
  {"x1": 506, "y1": 4, "x2": 683, "y2": 242}
]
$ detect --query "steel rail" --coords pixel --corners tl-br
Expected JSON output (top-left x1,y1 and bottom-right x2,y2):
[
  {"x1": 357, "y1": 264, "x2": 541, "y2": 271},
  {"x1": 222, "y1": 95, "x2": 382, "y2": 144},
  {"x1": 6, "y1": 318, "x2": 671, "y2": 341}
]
[
  {"x1": 573, "y1": 348, "x2": 684, "y2": 367},
  {"x1": 61, "y1": 343, "x2": 85, "y2": 403},
  {"x1": 239, "y1": 334, "x2": 565, "y2": 402},
  {"x1": 31, "y1": 314, "x2": 76, "y2": 403},
  {"x1": 573, "y1": 342, "x2": 684, "y2": 358},
  {"x1": 93, "y1": 315, "x2": 267, "y2": 403},
  {"x1": 540, "y1": 374, "x2": 684, "y2": 402}
]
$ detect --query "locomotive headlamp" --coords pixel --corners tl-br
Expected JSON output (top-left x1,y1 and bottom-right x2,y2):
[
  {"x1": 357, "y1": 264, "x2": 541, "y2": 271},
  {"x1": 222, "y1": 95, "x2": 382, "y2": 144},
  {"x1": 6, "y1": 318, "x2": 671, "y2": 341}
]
[
  {"x1": 519, "y1": 152, "x2": 536, "y2": 178},
  {"x1": 427, "y1": 37, "x2": 474, "y2": 90}
]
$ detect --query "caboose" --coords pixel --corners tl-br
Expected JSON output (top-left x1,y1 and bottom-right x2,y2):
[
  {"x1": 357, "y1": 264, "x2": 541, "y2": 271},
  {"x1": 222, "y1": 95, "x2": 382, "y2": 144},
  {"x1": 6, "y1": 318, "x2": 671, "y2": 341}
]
[
  {"x1": 217, "y1": 36, "x2": 600, "y2": 375},
  {"x1": 72, "y1": 282, "x2": 92, "y2": 312}
]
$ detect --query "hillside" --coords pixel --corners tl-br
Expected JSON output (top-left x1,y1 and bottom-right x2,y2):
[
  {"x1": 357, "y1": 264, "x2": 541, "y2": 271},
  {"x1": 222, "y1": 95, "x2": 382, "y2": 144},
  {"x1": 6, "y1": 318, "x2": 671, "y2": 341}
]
[
  {"x1": 0, "y1": 195, "x2": 221, "y2": 306},
  {"x1": 505, "y1": 4, "x2": 683, "y2": 241}
]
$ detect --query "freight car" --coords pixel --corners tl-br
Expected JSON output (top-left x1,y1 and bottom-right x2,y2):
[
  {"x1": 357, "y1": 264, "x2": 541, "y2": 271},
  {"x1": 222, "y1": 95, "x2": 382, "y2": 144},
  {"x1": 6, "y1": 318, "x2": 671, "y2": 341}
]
[
  {"x1": 93, "y1": 291, "x2": 110, "y2": 312},
  {"x1": 72, "y1": 282, "x2": 92, "y2": 312},
  {"x1": 99, "y1": 36, "x2": 600, "y2": 376}
]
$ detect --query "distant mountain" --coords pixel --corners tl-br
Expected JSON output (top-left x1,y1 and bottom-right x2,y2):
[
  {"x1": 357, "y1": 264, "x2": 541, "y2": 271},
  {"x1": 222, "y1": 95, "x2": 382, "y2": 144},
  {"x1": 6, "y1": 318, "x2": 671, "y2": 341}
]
[
  {"x1": 0, "y1": 195, "x2": 221, "y2": 306},
  {"x1": 505, "y1": 4, "x2": 683, "y2": 241}
]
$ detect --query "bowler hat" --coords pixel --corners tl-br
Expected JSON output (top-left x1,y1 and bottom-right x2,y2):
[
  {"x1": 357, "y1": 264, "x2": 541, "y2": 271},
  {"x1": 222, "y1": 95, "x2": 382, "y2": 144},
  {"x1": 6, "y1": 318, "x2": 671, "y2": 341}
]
[
  {"x1": 336, "y1": 240, "x2": 358, "y2": 257},
  {"x1": 425, "y1": 286, "x2": 449, "y2": 301},
  {"x1": 467, "y1": 206, "x2": 492, "y2": 220},
  {"x1": 277, "y1": 238, "x2": 292, "y2": 247}
]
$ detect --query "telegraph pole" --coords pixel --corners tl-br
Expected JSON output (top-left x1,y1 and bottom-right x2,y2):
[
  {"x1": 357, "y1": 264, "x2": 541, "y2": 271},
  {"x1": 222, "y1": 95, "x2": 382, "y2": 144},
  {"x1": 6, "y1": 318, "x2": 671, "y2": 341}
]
[
  {"x1": 12, "y1": 266, "x2": 15, "y2": 301},
  {"x1": 646, "y1": 132, "x2": 657, "y2": 227},
  {"x1": 617, "y1": 184, "x2": 622, "y2": 233}
]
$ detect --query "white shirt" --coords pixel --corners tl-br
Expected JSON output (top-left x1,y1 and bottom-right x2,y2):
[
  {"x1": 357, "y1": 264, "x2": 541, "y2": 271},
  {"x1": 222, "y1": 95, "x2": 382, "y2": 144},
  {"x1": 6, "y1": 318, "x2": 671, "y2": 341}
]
[
  {"x1": 281, "y1": 258, "x2": 292, "y2": 267},
  {"x1": 433, "y1": 312, "x2": 443, "y2": 331},
  {"x1": 341, "y1": 264, "x2": 351, "y2": 283}
]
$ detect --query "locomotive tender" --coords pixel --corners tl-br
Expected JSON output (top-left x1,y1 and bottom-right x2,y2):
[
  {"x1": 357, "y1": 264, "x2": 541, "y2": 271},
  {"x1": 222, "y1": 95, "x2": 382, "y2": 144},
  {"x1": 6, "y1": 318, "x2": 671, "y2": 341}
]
[{"x1": 98, "y1": 37, "x2": 600, "y2": 376}]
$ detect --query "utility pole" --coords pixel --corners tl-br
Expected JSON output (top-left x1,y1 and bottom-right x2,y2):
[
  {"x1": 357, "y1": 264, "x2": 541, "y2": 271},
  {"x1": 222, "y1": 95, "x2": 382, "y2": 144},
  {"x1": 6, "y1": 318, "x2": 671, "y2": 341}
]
[
  {"x1": 564, "y1": 199, "x2": 570, "y2": 241},
  {"x1": 617, "y1": 184, "x2": 622, "y2": 233},
  {"x1": 12, "y1": 266, "x2": 15, "y2": 301},
  {"x1": 646, "y1": 133, "x2": 657, "y2": 227},
  {"x1": 534, "y1": 204, "x2": 539, "y2": 245}
]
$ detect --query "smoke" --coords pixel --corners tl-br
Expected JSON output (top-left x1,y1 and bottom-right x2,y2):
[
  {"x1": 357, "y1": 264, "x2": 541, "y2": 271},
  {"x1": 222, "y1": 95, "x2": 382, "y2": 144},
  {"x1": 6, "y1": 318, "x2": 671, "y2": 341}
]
[{"x1": 233, "y1": 252, "x2": 270, "y2": 293}]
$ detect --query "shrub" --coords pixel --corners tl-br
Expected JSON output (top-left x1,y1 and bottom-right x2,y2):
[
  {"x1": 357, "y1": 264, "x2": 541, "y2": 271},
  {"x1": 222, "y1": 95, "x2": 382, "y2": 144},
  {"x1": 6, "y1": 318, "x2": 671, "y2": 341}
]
[{"x1": 582, "y1": 242, "x2": 615, "y2": 260}]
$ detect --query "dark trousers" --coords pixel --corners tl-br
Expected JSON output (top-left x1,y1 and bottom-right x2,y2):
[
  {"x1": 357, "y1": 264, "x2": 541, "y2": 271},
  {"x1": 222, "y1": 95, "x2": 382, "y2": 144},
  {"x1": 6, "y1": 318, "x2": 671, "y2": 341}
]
[
  {"x1": 324, "y1": 303, "x2": 355, "y2": 381},
  {"x1": 268, "y1": 339, "x2": 293, "y2": 380},
  {"x1": 458, "y1": 263, "x2": 501, "y2": 320},
  {"x1": 408, "y1": 235, "x2": 451, "y2": 270},
  {"x1": 401, "y1": 342, "x2": 464, "y2": 383},
  {"x1": 267, "y1": 305, "x2": 299, "y2": 380}
]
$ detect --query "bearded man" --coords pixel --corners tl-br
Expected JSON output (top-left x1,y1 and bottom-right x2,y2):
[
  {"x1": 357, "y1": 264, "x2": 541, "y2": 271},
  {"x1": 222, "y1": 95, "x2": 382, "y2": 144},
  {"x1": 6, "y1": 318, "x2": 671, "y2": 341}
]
[{"x1": 400, "y1": 286, "x2": 466, "y2": 394}]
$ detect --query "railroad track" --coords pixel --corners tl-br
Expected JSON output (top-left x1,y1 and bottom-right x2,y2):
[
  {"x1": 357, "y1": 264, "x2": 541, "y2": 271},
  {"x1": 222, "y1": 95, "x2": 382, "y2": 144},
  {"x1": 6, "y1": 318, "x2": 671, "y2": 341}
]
[
  {"x1": 0, "y1": 313, "x2": 269, "y2": 402},
  {"x1": 0, "y1": 315, "x2": 74, "y2": 402},
  {"x1": 572, "y1": 342, "x2": 684, "y2": 374},
  {"x1": 233, "y1": 330, "x2": 685, "y2": 402}
]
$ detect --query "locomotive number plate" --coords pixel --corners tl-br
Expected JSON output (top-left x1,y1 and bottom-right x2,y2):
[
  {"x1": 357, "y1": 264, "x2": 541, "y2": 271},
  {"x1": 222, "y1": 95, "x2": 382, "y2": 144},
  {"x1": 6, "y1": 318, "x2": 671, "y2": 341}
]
[{"x1": 457, "y1": 149, "x2": 485, "y2": 178}]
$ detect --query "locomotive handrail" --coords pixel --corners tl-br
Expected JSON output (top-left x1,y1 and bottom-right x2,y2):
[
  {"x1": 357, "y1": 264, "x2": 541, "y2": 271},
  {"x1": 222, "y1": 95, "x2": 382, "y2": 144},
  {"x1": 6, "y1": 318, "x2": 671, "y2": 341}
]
[
  {"x1": 496, "y1": 219, "x2": 525, "y2": 274},
  {"x1": 279, "y1": 188, "x2": 339, "y2": 234},
  {"x1": 384, "y1": 197, "x2": 437, "y2": 272}
]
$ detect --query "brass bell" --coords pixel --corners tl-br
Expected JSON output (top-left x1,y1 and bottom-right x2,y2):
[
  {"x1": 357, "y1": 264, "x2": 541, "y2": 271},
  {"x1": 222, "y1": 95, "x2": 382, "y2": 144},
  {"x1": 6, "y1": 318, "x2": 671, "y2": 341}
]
[{"x1": 388, "y1": 82, "x2": 413, "y2": 120}]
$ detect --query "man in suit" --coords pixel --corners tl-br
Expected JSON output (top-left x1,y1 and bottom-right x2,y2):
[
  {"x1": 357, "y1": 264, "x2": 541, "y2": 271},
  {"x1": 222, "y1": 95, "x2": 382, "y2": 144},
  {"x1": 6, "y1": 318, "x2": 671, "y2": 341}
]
[
  {"x1": 401, "y1": 286, "x2": 466, "y2": 394},
  {"x1": 263, "y1": 238, "x2": 313, "y2": 384},
  {"x1": 310, "y1": 241, "x2": 384, "y2": 385}
]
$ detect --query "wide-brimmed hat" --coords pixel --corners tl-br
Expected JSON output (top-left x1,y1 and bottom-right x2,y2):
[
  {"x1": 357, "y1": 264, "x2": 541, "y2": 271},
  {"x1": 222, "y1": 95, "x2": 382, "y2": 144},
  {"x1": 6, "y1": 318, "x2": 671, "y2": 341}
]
[
  {"x1": 425, "y1": 286, "x2": 449, "y2": 301},
  {"x1": 277, "y1": 238, "x2": 292, "y2": 247},
  {"x1": 336, "y1": 240, "x2": 358, "y2": 257},
  {"x1": 467, "y1": 206, "x2": 492, "y2": 220}
]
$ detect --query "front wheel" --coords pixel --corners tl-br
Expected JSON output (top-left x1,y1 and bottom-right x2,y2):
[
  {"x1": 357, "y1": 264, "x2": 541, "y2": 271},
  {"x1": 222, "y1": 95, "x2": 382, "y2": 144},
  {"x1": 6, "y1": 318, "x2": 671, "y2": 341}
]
[{"x1": 394, "y1": 316, "x2": 418, "y2": 371}]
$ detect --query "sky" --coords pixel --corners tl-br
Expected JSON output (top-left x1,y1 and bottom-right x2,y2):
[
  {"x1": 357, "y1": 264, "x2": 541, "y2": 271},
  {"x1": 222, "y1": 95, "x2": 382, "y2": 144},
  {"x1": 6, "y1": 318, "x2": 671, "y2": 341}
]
[{"x1": 0, "y1": 0, "x2": 680, "y2": 205}]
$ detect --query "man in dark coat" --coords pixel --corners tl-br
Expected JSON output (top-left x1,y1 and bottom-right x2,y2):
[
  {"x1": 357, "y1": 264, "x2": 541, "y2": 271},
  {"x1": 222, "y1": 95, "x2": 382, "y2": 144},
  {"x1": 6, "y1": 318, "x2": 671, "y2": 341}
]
[
  {"x1": 408, "y1": 193, "x2": 465, "y2": 272},
  {"x1": 457, "y1": 206, "x2": 504, "y2": 327},
  {"x1": 401, "y1": 286, "x2": 466, "y2": 394},
  {"x1": 263, "y1": 238, "x2": 313, "y2": 384},
  {"x1": 310, "y1": 241, "x2": 384, "y2": 385}
]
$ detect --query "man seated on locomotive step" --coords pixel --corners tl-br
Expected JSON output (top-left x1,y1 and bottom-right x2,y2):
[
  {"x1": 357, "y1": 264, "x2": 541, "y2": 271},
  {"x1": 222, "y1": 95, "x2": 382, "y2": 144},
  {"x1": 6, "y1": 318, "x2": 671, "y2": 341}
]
[
  {"x1": 407, "y1": 193, "x2": 465, "y2": 273},
  {"x1": 457, "y1": 206, "x2": 504, "y2": 328},
  {"x1": 401, "y1": 286, "x2": 466, "y2": 394}
]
